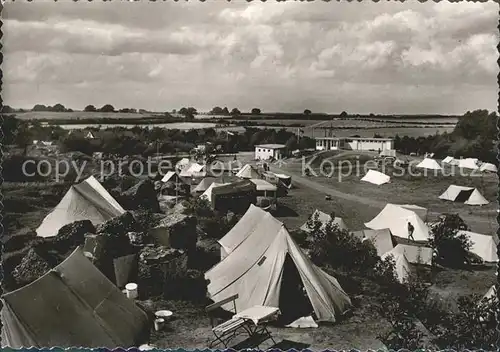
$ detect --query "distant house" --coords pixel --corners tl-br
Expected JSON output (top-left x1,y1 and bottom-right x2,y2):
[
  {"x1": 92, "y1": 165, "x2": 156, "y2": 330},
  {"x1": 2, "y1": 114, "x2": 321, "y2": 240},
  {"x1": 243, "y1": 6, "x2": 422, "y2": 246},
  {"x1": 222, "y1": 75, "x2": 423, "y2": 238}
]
[
  {"x1": 255, "y1": 144, "x2": 286, "y2": 160},
  {"x1": 315, "y1": 136, "x2": 394, "y2": 152}
]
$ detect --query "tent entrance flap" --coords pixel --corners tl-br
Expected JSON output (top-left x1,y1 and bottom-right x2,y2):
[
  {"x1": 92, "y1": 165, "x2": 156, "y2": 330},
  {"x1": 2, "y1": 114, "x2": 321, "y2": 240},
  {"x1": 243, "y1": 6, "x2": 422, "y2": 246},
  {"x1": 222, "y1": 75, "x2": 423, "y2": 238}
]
[
  {"x1": 278, "y1": 254, "x2": 314, "y2": 325},
  {"x1": 455, "y1": 189, "x2": 474, "y2": 203}
]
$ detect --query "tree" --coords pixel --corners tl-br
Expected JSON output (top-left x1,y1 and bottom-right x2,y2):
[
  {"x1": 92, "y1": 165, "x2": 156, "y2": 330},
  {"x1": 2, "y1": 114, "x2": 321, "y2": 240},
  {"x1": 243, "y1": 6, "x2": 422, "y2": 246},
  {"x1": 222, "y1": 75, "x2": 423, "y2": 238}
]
[
  {"x1": 304, "y1": 109, "x2": 312, "y2": 115},
  {"x1": 2, "y1": 105, "x2": 15, "y2": 113},
  {"x1": 285, "y1": 135, "x2": 298, "y2": 151},
  {"x1": 222, "y1": 107, "x2": 230, "y2": 115},
  {"x1": 84, "y1": 105, "x2": 97, "y2": 112},
  {"x1": 209, "y1": 107, "x2": 223, "y2": 115},
  {"x1": 251, "y1": 108, "x2": 261, "y2": 115},
  {"x1": 52, "y1": 103, "x2": 66, "y2": 112},
  {"x1": 230, "y1": 108, "x2": 241, "y2": 116},
  {"x1": 429, "y1": 214, "x2": 471, "y2": 267},
  {"x1": 339, "y1": 111, "x2": 348, "y2": 118},
  {"x1": 100, "y1": 104, "x2": 115, "y2": 113},
  {"x1": 32, "y1": 104, "x2": 47, "y2": 111}
]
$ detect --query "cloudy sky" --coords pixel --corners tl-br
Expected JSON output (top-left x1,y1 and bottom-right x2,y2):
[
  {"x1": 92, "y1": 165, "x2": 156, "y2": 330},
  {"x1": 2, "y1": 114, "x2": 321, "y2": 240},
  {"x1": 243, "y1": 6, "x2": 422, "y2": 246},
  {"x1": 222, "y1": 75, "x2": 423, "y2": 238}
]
[{"x1": 3, "y1": 1, "x2": 498, "y2": 114}]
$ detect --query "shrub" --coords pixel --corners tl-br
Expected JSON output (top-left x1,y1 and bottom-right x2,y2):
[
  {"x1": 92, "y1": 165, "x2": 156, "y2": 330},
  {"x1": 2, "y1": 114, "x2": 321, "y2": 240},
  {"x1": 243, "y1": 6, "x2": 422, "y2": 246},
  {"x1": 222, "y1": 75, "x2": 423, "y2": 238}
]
[
  {"x1": 3, "y1": 155, "x2": 48, "y2": 182},
  {"x1": 429, "y1": 213, "x2": 471, "y2": 267},
  {"x1": 308, "y1": 212, "x2": 379, "y2": 273}
]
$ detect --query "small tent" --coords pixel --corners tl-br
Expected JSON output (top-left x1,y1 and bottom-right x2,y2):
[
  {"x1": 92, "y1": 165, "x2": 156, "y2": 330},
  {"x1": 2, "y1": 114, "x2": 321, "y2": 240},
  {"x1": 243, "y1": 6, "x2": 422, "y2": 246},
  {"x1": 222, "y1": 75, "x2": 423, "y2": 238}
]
[
  {"x1": 352, "y1": 229, "x2": 393, "y2": 257},
  {"x1": 180, "y1": 163, "x2": 206, "y2": 178},
  {"x1": 458, "y1": 230, "x2": 498, "y2": 262},
  {"x1": 416, "y1": 158, "x2": 442, "y2": 171},
  {"x1": 457, "y1": 158, "x2": 479, "y2": 170},
  {"x1": 85, "y1": 131, "x2": 96, "y2": 140},
  {"x1": 361, "y1": 170, "x2": 390, "y2": 186},
  {"x1": 381, "y1": 248, "x2": 412, "y2": 283},
  {"x1": 161, "y1": 171, "x2": 183, "y2": 184},
  {"x1": 483, "y1": 285, "x2": 497, "y2": 301},
  {"x1": 1, "y1": 248, "x2": 149, "y2": 348},
  {"x1": 175, "y1": 158, "x2": 191, "y2": 171},
  {"x1": 365, "y1": 203, "x2": 430, "y2": 242},
  {"x1": 479, "y1": 163, "x2": 498, "y2": 173},
  {"x1": 200, "y1": 182, "x2": 228, "y2": 203},
  {"x1": 193, "y1": 177, "x2": 217, "y2": 193},
  {"x1": 439, "y1": 185, "x2": 489, "y2": 205},
  {"x1": 36, "y1": 176, "x2": 126, "y2": 238},
  {"x1": 442, "y1": 156, "x2": 454, "y2": 164},
  {"x1": 236, "y1": 164, "x2": 261, "y2": 179},
  {"x1": 274, "y1": 173, "x2": 292, "y2": 189},
  {"x1": 391, "y1": 244, "x2": 433, "y2": 265},
  {"x1": 206, "y1": 207, "x2": 352, "y2": 323},
  {"x1": 300, "y1": 209, "x2": 348, "y2": 232}
]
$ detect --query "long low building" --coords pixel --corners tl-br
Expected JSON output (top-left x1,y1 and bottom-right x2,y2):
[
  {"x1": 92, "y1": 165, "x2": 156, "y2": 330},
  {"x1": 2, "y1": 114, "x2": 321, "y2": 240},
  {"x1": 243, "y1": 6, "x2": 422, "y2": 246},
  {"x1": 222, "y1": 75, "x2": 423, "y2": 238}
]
[{"x1": 315, "y1": 136, "x2": 394, "y2": 152}]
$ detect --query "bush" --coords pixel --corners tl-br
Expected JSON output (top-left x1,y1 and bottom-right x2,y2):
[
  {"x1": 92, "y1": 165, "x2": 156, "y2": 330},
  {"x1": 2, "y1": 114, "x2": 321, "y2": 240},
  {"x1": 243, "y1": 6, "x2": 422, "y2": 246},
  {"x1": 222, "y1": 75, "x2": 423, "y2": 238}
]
[
  {"x1": 429, "y1": 214, "x2": 471, "y2": 267},
  {"x1": 308, "y1": 213, "x2": 379, "y2": 273},
  {"x1": 3, "y1": 155, "x2": 48, "y2": 182}
]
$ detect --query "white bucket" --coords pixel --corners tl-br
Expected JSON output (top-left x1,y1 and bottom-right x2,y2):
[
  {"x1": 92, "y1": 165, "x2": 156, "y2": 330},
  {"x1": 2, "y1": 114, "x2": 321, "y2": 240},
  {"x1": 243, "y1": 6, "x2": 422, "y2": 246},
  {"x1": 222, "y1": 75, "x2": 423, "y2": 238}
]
[
  {"x1": 154, "y1": 318, "x2": 165, "y2": 331},
  {"x1": 125, "y1": 283, "x2": 138, "y2": 299},
  {"x1": 155, "y1": 310, "x2": 173, "y2": 322}
]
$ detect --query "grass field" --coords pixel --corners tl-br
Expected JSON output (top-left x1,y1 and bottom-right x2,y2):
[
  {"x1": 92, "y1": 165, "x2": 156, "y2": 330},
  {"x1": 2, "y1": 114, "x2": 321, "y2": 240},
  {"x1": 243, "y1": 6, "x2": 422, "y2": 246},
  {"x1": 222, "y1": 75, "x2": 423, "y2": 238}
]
[{"x1": 15, "y1": 111, "x2": 165, "y2": 120}]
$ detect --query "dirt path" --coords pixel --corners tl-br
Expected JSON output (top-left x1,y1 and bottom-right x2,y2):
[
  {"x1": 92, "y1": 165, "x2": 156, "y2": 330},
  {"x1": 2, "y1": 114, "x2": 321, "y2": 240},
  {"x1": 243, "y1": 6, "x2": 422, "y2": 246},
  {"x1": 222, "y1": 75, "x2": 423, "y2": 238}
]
[{"x1": 270, "y1": 164, "x2": 497, "y2": 234}]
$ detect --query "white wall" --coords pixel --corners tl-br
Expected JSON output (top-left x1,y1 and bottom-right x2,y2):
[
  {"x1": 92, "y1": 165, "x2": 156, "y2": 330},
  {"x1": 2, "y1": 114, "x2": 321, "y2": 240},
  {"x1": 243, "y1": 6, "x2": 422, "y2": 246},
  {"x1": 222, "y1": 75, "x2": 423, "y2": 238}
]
[{"x1": 255, "y1": 147, "x2": 282, "y2": 160}]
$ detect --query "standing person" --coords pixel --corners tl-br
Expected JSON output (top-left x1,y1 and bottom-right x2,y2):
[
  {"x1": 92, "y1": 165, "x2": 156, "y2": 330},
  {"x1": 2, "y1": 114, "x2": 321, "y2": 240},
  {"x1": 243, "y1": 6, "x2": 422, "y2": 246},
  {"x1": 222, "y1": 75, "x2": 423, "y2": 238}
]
[{"x1": 407, "y1": 221, "x2": 415, "y2": 241}]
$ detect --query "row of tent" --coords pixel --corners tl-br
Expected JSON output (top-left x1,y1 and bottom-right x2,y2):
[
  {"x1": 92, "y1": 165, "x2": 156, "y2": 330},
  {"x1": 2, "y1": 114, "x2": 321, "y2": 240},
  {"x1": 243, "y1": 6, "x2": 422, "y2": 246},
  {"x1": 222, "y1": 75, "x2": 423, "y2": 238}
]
[{"x1": 442, "y1": 156, "x2": 498, "y2": 172}]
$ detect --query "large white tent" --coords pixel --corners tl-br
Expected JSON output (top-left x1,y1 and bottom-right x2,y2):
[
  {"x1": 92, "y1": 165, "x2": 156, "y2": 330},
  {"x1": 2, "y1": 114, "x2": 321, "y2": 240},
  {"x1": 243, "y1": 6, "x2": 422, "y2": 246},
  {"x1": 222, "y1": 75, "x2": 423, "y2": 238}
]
[
  {"x1": 365, "y1": 203, "x2": 430, "y2": 242},
  {"x1": 479, "y1": 162, "x2": 498, "y2": 173},
  {"x1": 361, "y1": 170, "x2": 390, "y2": 186},
  {"x1": 416, "y1": 158, "x2": 442, "y2": 171},
  {"x1": 192, "y1": 177, "x2": 217, "y2": 193},
  {"x1": 36, "y1": 176, "x2": 126, "y2": 238},
  {"x1": 300, "y1": 209, "x2": 348, "y2": 232},
  {"x1": 395, "y1": 204, "x2": 428, "y2": 222},
  {"x1": 391, "y1": 244, "x2": 433, "y2": 265},
  {"x1": 439, "y1": 185, "x2": 489, "y2": 206},
  {"x1": 458, "y1": 230, "x2": 498, "y2": 262},
  {"x1": 457, "y1": 158, "x2": 479, "y2": 170},
  {"x1": 236, "y1": 164, "x2": 261, "y2": 179},
  {"x1": 381, "y1": 247, "x2": 412, "y2": 283},
  {"x1": 206, "y1": 206, "x2": 352, "y2": 323},
  {"x1": 352, "y1": 229, "x2": 393, "y2": 257}
]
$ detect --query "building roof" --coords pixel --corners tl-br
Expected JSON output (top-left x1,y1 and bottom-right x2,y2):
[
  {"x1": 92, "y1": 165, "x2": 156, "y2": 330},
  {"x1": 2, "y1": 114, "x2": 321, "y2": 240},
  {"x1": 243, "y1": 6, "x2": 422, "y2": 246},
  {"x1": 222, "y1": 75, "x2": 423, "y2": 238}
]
[
  {"x1": 255, "y1": 144, "x2": 286, "y2": 149},
  {"x1": 315, "y1": 136, "x2": 393, "y2": 141}
]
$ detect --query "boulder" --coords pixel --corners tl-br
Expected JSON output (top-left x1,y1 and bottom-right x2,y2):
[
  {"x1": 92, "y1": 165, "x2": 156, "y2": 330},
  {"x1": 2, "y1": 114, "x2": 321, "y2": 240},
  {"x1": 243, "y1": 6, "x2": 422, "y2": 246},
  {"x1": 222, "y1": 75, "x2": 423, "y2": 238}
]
[
  {"x1": 137, "y1": 246, "x2": 188, "y2": 299},
  {"x1": 96, "y1": 211, "x2": 138, "y2": 237},
  {"x1": 122, "y1": 179, "x2": 160, "y2": 213},
  {"x1": 150, "y1": 213, "x2": 197, "y2": 250},
  {"x1": 12, "y1": 248, "x2": 52, "y2": 287},
  {"x1": 51, "y1": 220, "x2": 96, "y2": 255}
]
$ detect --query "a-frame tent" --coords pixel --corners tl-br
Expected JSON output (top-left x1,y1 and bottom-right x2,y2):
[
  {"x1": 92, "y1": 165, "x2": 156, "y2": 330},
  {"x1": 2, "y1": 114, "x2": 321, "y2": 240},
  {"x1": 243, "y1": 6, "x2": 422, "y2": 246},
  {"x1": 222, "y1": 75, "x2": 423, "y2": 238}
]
[
  {"x1": 1, "y1": 248, "x2": 149, "y2": 348},
  {"x1": 236, "y1": 164, "x2": 261, "y2": 179},
  {"x1": 458, "y1": 230, "x2": 498, "y2": 262},
  {"x1": 439, "y1": 185, "x2": 489, "y2": 206},
  {"x1": 381, "y1": 247, "x2": 412, "y2": 283},
  {"x1": 416, "y1": 158, "x2": 442, "y2": 170},
  {"x1": 206, "y1": 206, "x2": 352, "y2": 323},
  {"x1": 36, "y1": 176, "x2": 126, "y2": 238},
  {"x1": 364, "y1": 203, "x2": 430, "y2": 242},
  {"x1": 479, "y1": 162, "x2": 498, "y2": 173},
  {"x1": 361, "y1": 170, "x2": 390, "y2": 185},
  {"x1": 300, "y1": 209, "x2": 348, "y2": 232}
]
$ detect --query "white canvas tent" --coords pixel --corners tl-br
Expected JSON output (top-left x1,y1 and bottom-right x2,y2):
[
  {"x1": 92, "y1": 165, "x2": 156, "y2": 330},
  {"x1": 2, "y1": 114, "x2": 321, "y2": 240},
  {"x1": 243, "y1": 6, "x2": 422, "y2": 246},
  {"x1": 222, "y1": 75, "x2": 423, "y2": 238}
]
[
  {"x1": 416, "y1": 158, "x2": 442, "y2": 171},
  {"x1": 161, "y1": 171, "x2": 183, "y2": 184},
  {"x1": 352, "y1": 229, "x2": 393, "y2": 257},
  {"x1": 458, "y1": 230, "x2": 498, "y2": 262},
  {"x1": 300, "y1": 209, "x2": 348, "y2": 232},
  {"x1": 365, "y1": 203, "x2": 430, "y2": 242},
  {"x1": 193, "y1": 177, "x2": 216, "y2": 193},
  {"x1": 479, "y1": 163, "x2": 498, "y2": 173},
  {"x1": 442, "y1": 156, "x2": 454, "y2": 164},
  {"x1": 396, "y1": 204, "x2": 428, "y2": 222},
  {"x1": 175, "y1": 158, "x2": 191, "y2": 171},
  {"x1": 180, "y1": 163, "x2": 206, "y2": 178},
  {"x1": 206, "y1": 207, "x2": 352, "y2": 323},
  {"x1": 381, "y1": 248, "x2": 412, "y2": 283},
  {"x1": 457, "y1": 158, "x2": 479, "y2": 170},
  {"x1": 361, "y1": 170, "x2": 390, "y2": 186},
  {"x1": 200, "y1": 182, "x2": 229, "y2": 203},
  {"x1": 1, "y1": 248, "x2": 148, "y2": 348},
  {"x1": 483, "y1": 285, "x2": 497, "y2": 301},
  {"x1": 439, "y1": 185, "x2": 489, "y2": 205},
  {"x1": 36, "y1": 176, "x2": 126, "y2": 238},
  {"x1": 236, "y1": 164, "x2": 261, "y2": 179},
  {"x1": 391, "y1": 244, "x2": 433, "y2": 265}
]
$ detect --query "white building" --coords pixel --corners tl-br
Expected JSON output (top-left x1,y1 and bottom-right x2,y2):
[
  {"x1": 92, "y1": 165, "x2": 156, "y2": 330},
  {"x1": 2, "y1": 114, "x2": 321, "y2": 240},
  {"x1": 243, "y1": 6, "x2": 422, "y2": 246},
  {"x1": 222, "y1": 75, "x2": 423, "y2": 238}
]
[
  {"x1": 315, "y1": 137, "x2": 394, "y2": 152},
  {"x1": 255, "y1": 144, "x2": 286, "y2": 160}
]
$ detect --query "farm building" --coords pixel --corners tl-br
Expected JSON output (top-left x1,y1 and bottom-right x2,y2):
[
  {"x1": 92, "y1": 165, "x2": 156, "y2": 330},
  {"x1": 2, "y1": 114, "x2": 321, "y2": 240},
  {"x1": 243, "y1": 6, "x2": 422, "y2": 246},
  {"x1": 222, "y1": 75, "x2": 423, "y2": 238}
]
[
  {"x1": 255, "y1": 144, "x2": 286, "y2": 160},
  {"x1": 315, "y1": 137, "x2": 394, "y2": 152}
]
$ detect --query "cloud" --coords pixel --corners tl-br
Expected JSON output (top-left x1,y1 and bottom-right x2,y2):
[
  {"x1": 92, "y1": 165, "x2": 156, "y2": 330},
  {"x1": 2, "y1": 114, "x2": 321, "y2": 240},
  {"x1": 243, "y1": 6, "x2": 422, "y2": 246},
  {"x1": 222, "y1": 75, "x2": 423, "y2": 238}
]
[{"x1": 2, "y1": 0, "x2": 497, "y2": 114}]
